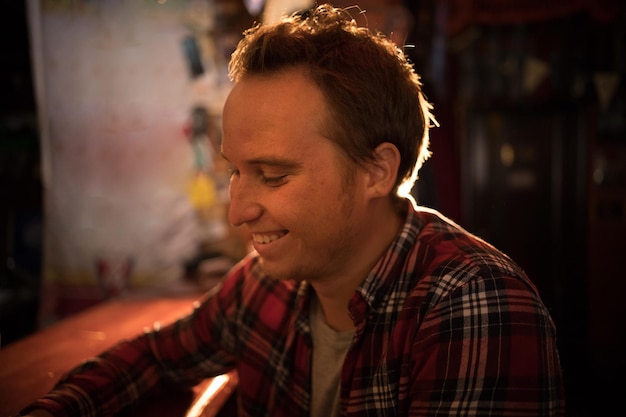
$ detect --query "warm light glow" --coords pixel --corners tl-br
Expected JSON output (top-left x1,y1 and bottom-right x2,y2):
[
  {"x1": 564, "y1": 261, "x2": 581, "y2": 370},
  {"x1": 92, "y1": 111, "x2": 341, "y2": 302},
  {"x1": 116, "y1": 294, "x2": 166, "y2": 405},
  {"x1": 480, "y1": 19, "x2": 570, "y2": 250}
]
[{"x1": 185, "y1": 373, "x2": 236, "y2": 417}]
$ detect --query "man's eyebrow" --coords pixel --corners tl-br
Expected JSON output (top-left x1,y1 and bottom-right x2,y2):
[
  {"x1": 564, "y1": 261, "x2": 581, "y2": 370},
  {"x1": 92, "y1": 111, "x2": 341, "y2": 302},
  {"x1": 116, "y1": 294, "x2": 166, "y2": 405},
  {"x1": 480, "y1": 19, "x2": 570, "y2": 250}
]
[
  {"x1": 220, "y1": 152, "x2": 302, "y2": 170},
  {"x1": 249, "y1": 157, "x2": 302, "y2": 170}
]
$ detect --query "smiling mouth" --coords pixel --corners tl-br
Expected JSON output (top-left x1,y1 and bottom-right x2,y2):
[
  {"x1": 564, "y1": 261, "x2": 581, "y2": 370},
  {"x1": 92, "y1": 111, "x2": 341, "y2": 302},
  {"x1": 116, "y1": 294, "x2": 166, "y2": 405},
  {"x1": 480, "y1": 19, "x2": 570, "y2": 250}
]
[{"x1": 251, "y1": 231, "x2": 288, "y2": 244}]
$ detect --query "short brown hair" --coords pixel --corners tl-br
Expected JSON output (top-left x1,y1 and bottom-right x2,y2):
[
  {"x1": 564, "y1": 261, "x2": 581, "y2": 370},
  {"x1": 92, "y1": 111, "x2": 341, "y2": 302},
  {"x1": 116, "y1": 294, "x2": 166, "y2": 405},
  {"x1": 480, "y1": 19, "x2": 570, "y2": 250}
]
[{"x1": 229, "y1": 3, "x2": 435, "y2": 197}]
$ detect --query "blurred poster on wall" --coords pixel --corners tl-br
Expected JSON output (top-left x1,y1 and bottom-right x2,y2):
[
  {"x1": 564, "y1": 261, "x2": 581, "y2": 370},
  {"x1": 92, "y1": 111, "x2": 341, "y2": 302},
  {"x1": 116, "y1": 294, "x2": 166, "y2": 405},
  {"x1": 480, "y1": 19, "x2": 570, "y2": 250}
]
[{"x1": 27, "y1": 0, "x2": 236, "y2": 325}]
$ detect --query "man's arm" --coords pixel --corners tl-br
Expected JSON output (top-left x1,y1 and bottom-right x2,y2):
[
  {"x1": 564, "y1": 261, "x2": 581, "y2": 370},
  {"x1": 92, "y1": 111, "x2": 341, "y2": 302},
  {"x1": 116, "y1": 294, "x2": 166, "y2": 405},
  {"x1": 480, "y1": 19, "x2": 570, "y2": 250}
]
[
  {"x1": 409, "y1": 274, "x2": 565, "y2": 416},
  {"x1": 18, "y1": 295, "x2": 233, "y2": 416},
  {"x1": 20, "y1": 410, "x2": 53, "y2": 417},
  {"x1": 17, "y1": 260, "x2": 249, "y2": 417}
]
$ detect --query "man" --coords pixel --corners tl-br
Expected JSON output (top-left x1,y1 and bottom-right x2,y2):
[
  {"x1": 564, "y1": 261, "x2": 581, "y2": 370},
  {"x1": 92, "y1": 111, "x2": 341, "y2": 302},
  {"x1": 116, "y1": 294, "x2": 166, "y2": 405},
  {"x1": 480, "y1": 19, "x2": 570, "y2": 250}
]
[{"x1": 21, "y1": 4, "x2": 564, "y2": 417}]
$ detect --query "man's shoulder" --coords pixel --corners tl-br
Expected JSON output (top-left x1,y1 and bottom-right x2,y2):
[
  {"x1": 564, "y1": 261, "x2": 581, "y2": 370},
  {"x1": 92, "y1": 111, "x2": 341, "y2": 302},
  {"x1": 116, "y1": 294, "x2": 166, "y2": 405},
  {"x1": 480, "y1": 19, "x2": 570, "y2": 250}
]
[
  {"x1": 412, "y1": 207, "x2": 514, "y2": 261},
  {"x1": 407, "y1": 207, "x2": 529, "y2": 288}
]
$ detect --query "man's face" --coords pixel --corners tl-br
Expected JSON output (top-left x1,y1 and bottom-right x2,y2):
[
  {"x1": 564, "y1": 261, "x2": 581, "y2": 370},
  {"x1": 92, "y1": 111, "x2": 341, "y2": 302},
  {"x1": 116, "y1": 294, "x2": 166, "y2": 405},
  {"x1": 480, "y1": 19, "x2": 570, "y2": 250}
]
[{"x1": 221, "y1": 70, "x2": 371, "y2": 283}]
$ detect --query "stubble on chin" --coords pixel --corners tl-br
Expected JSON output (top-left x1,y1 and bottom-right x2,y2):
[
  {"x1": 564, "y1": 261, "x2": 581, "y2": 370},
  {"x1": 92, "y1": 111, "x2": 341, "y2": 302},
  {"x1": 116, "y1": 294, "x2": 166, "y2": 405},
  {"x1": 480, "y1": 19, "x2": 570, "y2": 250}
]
[{"x1": 257, "y1": 257, "x2": 290, "y2": 282}]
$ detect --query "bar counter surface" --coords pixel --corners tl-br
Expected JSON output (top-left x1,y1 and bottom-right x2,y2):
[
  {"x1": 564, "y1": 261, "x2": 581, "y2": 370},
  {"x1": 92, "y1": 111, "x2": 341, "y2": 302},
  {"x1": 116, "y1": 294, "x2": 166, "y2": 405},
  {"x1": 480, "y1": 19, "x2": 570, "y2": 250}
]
[{"x1": 0, "y1": 293, "x2": 237, "y2": 417}]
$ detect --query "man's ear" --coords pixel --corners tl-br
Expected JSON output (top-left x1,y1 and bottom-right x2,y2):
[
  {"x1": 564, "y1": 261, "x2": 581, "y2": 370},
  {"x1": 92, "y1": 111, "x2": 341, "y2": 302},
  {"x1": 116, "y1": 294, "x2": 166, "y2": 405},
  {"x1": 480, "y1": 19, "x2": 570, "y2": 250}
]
[{"x1": 364, "y1": 142, "x2": 401, "y2": 199}]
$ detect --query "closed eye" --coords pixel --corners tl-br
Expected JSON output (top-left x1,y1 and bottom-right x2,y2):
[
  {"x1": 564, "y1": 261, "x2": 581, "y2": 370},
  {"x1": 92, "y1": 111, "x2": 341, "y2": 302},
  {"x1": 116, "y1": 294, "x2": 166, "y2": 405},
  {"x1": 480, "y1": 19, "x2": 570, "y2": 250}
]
[
  {"x1": 221, "y1": 151, "x2": 298, "y2": 188},
  {"x1": 261, "y1": 174, "x2": 288, "y2": 187}
]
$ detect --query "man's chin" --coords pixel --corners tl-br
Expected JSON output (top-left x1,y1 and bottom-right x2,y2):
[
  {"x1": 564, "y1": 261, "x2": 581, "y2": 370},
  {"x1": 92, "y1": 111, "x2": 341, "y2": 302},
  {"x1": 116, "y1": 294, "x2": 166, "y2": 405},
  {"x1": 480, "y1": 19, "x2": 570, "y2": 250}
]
[
  {"x1": 258, "y1": 258, "x2": 300, "y2": 283},
  {"x1": 258, "y1": 258, "x2": 283, "y2": 280}
]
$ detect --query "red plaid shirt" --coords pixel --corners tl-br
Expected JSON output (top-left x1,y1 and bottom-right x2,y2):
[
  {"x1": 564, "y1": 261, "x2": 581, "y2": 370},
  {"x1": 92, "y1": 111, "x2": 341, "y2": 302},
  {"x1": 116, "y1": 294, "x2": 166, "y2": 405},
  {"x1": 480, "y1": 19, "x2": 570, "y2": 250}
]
[{"x1": 23, "y1": 202, "x2": 565, "y2": 416}]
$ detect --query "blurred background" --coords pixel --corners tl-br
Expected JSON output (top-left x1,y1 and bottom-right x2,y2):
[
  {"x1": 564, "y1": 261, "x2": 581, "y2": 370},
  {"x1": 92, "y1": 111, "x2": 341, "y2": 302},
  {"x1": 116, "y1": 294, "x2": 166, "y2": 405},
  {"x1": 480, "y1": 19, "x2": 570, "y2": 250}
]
[{"x1": 1, "y1": 0, "x2": 624, "y2": 416}]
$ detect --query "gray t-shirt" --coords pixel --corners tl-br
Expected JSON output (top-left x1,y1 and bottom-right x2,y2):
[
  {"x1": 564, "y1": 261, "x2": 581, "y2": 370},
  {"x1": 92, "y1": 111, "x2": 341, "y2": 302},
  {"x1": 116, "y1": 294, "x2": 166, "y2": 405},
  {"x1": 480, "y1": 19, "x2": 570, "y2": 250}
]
[{"x1": 309, "y1": 296, "x2": 355, "y2": 417}]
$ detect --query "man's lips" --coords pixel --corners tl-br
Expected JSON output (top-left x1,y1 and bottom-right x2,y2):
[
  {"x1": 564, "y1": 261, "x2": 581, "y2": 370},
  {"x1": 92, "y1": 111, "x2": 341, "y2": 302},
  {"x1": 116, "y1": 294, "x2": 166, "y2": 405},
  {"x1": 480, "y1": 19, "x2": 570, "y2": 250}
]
[{"x1": 251, "y1": 231, "x2": 288, "y2": 244}]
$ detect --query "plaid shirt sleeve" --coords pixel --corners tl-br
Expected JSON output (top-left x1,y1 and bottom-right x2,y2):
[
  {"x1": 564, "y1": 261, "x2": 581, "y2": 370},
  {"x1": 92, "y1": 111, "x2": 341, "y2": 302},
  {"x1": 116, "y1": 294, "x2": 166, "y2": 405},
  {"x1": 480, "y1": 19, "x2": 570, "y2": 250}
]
[
  {"x1": 406, "y1": 260, "x2": 564, "y2": 415},
  {"x1": 17, "y1": 256, "x2": 254, "y2": 417},
  {"x1": 18, "y1": 254, "x2": 305, "y2": 417}
]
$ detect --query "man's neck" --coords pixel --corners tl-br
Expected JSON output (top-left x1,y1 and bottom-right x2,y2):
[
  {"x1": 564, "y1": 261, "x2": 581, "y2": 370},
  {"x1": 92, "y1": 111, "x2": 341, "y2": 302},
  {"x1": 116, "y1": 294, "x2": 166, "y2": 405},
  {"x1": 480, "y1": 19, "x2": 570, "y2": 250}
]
[
  {"x1": 311, "y1": 201, "x2": 404, "y2": 331},
  {"x1": 312, "y1": 288, "x2": 357, "y2": 331}
]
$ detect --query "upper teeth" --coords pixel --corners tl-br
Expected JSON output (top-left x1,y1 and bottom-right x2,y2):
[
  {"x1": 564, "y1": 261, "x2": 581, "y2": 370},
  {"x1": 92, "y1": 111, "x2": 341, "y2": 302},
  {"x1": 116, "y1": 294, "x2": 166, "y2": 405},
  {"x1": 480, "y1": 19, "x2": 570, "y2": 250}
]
[{"x1": 252, "y1": 233, "x2": 285, "y2": 244}]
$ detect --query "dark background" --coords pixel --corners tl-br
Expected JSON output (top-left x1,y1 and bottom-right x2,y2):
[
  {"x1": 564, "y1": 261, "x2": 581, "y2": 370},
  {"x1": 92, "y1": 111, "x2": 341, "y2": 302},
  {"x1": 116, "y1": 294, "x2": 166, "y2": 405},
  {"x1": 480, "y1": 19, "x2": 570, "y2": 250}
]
[
  {"x1": 1, "y1": 1, "x2": 42, "y2": 348},
  {"x1": 1, "y1": 1, "x2": 625, "y2": 416}
]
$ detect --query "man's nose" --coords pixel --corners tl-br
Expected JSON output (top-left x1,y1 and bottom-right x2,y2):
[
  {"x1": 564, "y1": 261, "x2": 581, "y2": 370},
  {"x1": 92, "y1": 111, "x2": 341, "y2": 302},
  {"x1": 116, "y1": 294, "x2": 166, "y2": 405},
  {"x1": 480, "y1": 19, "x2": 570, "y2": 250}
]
[{"x1": 228, "y1": 177, "x2": 263, "y2": 226}]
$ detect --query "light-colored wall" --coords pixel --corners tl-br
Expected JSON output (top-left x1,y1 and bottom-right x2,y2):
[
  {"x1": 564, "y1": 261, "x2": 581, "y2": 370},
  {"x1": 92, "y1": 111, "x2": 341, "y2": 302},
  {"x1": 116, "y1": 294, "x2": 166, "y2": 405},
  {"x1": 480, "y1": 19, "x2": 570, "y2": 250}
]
[{"x1": 28, "y1": 0, "x2": 232, "y2": 323}]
